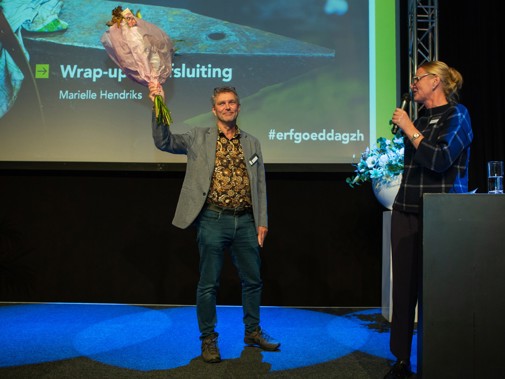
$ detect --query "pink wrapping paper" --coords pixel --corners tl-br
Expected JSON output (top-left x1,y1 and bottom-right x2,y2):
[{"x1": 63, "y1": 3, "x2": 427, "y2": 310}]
[{"x1": 101, "y1": 17, "x2": 174, "y2": 87}]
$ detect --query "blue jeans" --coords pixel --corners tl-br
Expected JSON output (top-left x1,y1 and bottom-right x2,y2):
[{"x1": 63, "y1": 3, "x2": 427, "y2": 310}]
[{"x1": 195, "y1": 208, "x2": 262, "y2": 338}]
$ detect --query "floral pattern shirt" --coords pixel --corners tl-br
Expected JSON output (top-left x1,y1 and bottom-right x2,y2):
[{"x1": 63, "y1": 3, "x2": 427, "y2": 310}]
[{"x1": 206, "y1": 128, "x2": 252, "y2": 209}]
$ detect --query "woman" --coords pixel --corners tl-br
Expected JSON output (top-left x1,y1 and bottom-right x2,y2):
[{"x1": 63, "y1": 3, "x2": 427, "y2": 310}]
[{"x1": 385, "y1": 61, "x2": 473, "y2": 379}]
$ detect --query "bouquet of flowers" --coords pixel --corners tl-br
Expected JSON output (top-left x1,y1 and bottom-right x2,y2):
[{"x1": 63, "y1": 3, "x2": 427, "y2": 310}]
[
  {"x1": 100, "y1": 6, "x2": 174, "y2": 125},
  {"x1": 346, "y1": 136, "x2": 404, "y2": 188}
]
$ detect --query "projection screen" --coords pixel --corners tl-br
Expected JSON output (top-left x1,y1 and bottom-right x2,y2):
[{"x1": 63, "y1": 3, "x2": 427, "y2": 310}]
[{"x1": 0, "y1": 0, "x2": 399, "y2": 170}]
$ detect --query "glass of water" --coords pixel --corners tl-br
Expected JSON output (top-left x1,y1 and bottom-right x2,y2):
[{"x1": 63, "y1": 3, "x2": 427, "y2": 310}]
[{"x1": 487, "y1": 161, "x2": 504, "y2": 194}]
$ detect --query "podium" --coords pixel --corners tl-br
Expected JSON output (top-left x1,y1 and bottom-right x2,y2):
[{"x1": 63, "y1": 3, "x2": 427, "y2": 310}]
[{"x1": 420, "y1": 194, "x2": 505, "y2": 377}]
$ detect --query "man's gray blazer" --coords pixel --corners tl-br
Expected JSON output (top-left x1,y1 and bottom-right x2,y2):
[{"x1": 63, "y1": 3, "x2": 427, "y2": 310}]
[{"x1": 152, "y1": 115, "x2": 268, "y2": 230}]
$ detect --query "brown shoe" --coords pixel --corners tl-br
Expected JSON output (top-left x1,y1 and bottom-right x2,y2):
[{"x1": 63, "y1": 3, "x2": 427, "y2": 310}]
[
  {"x1": 201, "y1": 333, "x2": 221, "y2": 363},
  {"x1": 244, "y1": 327, "x2": 280, "y2": 351}
]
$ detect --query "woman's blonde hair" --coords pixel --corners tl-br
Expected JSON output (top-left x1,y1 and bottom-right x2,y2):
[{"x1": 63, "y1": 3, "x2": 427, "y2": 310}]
[{"x1": 420, "y1": 61, "x2": 463, "y2": 103}]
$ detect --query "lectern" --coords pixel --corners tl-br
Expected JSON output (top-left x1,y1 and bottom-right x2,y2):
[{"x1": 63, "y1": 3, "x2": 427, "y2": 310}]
[{"x1": 421, "y1": 194, "x2": 505, "y2": 378}]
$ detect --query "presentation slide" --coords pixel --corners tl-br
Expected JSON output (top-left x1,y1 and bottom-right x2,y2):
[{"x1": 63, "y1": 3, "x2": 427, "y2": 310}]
[{"x1": 0, "y1": 0, "x2": 398, "y2": 168}]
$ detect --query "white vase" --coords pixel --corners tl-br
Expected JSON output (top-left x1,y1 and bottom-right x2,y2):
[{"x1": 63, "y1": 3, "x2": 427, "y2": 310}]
[{"x1": 372, "y1": 174, "x2": 402, "y2": 210}]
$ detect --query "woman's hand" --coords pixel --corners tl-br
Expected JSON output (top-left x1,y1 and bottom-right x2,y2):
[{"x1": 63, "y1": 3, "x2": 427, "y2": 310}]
[{"x1": 392, "y1": 108, "x2": 410, "y2": 131}]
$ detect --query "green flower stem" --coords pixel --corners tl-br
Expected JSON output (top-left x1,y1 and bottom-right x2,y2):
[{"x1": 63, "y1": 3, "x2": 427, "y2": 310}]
[{"x1": 154, "y1": 95, "x2": 172, "y2": 126}]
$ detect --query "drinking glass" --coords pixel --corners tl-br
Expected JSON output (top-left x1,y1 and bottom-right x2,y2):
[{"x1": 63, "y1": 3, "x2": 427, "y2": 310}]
[{"x1": 487, "y1": 161, "x2": 504, "y2": 194}]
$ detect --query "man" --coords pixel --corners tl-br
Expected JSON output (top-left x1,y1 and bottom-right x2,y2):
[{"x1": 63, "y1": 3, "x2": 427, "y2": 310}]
[{"x1": 148, "y1": 84, "x2": 280, "y2": 363}]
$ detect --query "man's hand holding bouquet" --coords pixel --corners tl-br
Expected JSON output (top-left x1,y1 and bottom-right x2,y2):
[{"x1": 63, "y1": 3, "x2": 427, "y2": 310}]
[{"x1": 100, "y1": 6, "x2": 174, "y2": 126}]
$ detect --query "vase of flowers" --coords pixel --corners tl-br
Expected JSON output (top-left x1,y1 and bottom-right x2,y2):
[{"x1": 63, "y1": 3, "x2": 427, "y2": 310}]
[
  {"x1": 371, "y1": 173, "x2": 402, "y2": 209},
  {"x1": 346, "y1": 136, "x2": 404, "y2": 209}
]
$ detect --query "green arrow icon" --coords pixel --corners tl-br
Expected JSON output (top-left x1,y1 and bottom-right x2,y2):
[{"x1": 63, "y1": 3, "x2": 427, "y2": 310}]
[{"x1": 35, "y1": 64, "x2": 49, "y2": 79}]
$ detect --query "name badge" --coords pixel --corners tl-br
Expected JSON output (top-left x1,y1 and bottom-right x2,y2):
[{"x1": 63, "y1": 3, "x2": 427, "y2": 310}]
[{"x1": 249, "y1": 154, "x2": 259, "y2": 166}]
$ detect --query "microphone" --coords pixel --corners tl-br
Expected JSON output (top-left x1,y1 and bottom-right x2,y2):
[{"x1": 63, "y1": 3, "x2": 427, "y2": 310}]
[{"x1": 391, "y1": 93, "x2": 411, "y2": 134}]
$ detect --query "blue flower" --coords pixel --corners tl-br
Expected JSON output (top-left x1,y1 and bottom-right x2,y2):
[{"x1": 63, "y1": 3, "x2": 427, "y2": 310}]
[{"x1": 346, "y1": 137, "x2": 404, "y2": 188}]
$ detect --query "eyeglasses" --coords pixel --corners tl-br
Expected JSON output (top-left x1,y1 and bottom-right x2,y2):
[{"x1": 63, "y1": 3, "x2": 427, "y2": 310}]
[{"x1": 411, "y1": 73, "x2": 434, "y2": 85}]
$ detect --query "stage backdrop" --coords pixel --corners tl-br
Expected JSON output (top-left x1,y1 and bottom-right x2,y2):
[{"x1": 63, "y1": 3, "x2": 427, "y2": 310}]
[{"x1": 2, "y1": 1, "x2": 504, "y2": 307}]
